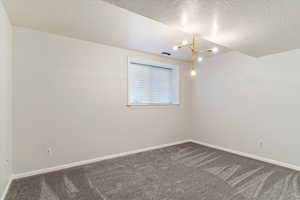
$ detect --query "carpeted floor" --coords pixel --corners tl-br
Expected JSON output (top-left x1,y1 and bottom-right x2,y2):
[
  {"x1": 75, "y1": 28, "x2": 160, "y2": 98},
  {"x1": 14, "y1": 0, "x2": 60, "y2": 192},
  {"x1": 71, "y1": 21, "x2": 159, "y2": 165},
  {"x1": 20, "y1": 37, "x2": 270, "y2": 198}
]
[{"x1": 5, "y1": 142, "x2": 300, "y2": 200}]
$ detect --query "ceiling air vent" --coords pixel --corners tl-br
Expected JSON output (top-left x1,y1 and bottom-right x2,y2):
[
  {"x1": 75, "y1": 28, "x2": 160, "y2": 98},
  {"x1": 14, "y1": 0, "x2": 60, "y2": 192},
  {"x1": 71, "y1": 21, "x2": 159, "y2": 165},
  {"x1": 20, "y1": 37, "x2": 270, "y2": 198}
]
[{"x1": 161, "y1": 52, "x2": 171, "y2": 56}]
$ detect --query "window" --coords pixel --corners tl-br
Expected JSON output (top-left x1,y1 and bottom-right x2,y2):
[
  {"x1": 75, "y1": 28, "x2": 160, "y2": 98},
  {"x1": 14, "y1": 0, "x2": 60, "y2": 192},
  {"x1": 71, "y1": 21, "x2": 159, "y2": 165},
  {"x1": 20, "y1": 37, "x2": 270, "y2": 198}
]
[{"x1": 128, "y1": 58, "x2": 179, "y2": 105}]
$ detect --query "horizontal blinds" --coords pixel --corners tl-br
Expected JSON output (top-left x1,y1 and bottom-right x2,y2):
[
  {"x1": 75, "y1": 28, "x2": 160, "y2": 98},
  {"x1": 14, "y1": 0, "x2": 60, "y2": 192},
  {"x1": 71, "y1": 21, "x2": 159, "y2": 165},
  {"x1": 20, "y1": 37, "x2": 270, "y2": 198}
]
[{"x1": 128, "y1": 62, "x2": 173, "y2": 104}]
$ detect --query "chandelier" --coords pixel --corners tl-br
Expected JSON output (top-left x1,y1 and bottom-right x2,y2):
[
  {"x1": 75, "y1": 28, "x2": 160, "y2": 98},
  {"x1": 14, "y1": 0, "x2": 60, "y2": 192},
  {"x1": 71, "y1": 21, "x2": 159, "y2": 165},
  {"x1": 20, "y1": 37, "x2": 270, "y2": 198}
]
[{"x1": 172, "y1": 34, "x2": 218, "y2": 76}]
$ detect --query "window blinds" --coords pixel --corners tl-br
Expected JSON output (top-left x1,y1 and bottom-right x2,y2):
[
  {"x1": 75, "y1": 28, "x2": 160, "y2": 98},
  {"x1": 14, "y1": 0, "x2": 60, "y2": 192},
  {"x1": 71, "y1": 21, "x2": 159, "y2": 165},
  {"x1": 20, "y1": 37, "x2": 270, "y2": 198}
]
[{"x1": 128, "y1": 61, "x2": 178, "y2": 105}]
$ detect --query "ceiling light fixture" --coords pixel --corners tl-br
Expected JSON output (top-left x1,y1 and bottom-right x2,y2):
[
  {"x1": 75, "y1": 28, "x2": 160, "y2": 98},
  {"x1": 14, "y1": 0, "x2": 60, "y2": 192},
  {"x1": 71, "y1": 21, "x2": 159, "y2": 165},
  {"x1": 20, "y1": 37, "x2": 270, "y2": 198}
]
[
  {"x1": 172, "y1": 45, "x2": 179, "y2": 51},
  {"x1": 190, "y1": 68, "x2": 197, "y2": 76},
  {"x1": 172, "y1": 35, "x2": 219, "y2": 76},
  {"x1": 212, "y1": 47, "x2": 219, "y2": 53},
  {"x1": 182, "y1": 39, "x2": 188, "y2": 45}
]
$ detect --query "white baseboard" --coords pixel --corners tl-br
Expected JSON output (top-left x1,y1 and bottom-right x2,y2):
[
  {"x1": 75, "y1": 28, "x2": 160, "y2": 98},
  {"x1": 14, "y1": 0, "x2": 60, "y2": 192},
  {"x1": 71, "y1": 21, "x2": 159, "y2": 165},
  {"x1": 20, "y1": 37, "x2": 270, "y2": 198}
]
[
  {"x1": 0, "y1": 176, "x2": 13, "y2": 200},
  {"x1": 11, "y1": 139, "x2": 300, "y2": 182},
  {"x1": 13, "y1": 140, "x2": 191, "y2": 179},
  {"x1": 190, "y1": 139, "x2": 300, "y2": 171}
]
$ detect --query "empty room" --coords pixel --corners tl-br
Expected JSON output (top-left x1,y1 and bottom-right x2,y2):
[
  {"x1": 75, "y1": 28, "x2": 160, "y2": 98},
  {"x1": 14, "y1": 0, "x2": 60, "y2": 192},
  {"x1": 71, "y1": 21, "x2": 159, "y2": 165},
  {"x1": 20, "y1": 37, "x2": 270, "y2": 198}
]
[{"x1": 1, "y1": 0, "x2": 300, "y2": 199}]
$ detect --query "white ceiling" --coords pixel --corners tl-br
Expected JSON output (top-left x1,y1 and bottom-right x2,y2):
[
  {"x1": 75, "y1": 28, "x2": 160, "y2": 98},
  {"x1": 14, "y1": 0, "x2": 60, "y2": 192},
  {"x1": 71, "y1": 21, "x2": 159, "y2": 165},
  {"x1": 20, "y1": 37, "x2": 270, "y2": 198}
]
[
  {"x1": 3, "y1": 0, "x2": 229, "y2": 61},
  {"x1": 102, "y1": 0, "x2": 300, "y2": 57}
]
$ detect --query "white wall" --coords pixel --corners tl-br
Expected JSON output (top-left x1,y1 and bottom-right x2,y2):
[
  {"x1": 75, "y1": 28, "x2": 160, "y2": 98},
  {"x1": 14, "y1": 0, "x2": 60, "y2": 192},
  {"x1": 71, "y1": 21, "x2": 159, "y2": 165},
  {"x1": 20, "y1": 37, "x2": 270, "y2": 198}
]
[
  {"x1": 192, "y1": 50, "x2": 300, "y2": 167},
  {"x1": 0, "y1": 1, "x2": 12, "y2": 197},
  {"x1": 13, "y1": 23, "x2": 300, "y2": 176},
  {"x1": 13, "y1": 27, "x2": 192, "y2": 174}
]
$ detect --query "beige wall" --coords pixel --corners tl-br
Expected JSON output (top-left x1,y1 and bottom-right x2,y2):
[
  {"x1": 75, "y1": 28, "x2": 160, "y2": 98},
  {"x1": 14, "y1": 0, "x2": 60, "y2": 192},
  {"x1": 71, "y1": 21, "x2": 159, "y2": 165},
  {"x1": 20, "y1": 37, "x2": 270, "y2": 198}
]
[
  {"x1": 192, "y1": 50, "x2": 300, "y2": 167},
  {"x1": 0, "y1": 1, "x2": 12, "y2": 197},
  {"x1": 13, "y1": 27, "x2": 192, "y2": 174}
]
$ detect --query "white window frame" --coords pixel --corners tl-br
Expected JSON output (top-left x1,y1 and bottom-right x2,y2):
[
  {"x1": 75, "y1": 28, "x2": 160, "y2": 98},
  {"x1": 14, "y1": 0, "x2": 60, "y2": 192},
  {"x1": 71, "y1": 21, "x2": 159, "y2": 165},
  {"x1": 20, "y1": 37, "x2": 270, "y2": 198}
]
[{"x1": 127, "y1": 57, "x2": 180, "y2": 106}]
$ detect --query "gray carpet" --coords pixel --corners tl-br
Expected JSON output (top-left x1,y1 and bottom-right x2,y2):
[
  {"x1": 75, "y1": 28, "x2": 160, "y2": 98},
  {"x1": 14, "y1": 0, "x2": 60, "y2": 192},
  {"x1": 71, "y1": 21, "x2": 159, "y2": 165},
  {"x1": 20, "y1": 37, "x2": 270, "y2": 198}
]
[{"x1": 5, "y1": 142, "x2": 300, "y2": 200}]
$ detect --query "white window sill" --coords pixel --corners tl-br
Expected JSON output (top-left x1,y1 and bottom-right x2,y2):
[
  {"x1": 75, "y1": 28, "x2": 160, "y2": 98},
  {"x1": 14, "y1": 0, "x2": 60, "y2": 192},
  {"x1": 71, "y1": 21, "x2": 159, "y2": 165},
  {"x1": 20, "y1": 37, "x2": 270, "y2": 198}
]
[{"x1": 126, "y1": 103, "x2": 180, "y2": 108}]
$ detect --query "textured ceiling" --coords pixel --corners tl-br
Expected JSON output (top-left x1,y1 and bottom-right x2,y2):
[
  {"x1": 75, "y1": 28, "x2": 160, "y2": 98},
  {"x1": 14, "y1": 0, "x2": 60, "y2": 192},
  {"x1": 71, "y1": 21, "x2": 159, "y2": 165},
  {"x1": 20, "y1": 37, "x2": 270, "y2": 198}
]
[
  {"x1": 102, "y1": 0, "x2": 300, "y2": 57},
  {"x1": 3, "y1": 0, "x2": 229, "y2": 61}
]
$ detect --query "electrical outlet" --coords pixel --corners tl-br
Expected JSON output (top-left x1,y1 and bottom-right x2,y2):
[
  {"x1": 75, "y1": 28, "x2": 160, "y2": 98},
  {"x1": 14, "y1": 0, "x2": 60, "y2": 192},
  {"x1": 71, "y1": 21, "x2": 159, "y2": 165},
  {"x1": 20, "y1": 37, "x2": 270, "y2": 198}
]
[
  {"x1": 259, "y1": 141, "x2": 264, "y2": 148},
  {"x1": 47, "y1": 147, "x2": 54, "y2": 156}
]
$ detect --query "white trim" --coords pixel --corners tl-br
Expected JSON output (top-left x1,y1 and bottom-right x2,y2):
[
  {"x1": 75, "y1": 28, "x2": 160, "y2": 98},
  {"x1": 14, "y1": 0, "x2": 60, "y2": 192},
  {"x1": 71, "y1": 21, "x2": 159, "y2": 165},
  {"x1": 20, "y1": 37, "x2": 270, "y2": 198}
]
[
  {"x1": 1, "y1": 176, "x2": 13, "y2": 200},
  {"x1": 10, "y1": 139, "x2": 300, "y2": 183},
  {"x1": 126, "y1": 102, "x2": 181, "y2": 107},
  {"x1": 13, "y1": 140, "x2": 190, "y2": 179},
  {"x1": 190, "y1": 139, "x2": 300, "y2": 171}
]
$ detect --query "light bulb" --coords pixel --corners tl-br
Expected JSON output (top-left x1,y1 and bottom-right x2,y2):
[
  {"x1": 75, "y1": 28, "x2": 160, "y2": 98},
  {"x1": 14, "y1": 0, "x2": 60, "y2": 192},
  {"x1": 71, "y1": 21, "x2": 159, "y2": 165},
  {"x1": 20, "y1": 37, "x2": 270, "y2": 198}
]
[
  {"x1": 197, "y1": 57, "x2": 203, "y2": 62},
  {"x1": 182, "y1": 40, "x2": 188, "y2": 45},
  {"x1": 173, "y1": 45, "x2": 178, "y2": 51},
  {"x1": 181, "y1": 13, "x2": 188, "y2": 26},
  {"x1": 190, "y1": 69, "x2": 197, "y2": 76},
  {"x1": 212, "y1": 47, "x2": 219, "y2": 53}
]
